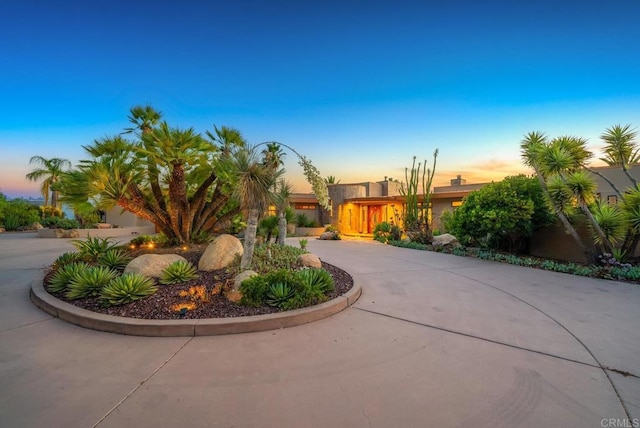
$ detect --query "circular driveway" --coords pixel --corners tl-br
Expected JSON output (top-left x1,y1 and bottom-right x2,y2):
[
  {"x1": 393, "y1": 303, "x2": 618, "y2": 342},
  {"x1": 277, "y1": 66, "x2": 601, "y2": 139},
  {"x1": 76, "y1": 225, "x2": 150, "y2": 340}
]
[{"x1": 1, "y1": 233, "x2": 638, "y2": 427}]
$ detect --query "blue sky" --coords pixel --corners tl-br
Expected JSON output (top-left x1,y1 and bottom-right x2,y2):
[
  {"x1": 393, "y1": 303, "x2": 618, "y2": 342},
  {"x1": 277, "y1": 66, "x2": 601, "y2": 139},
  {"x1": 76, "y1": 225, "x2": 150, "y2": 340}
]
[{"x1": 1, "y1": 0, "x2": 639, "y2": 198}]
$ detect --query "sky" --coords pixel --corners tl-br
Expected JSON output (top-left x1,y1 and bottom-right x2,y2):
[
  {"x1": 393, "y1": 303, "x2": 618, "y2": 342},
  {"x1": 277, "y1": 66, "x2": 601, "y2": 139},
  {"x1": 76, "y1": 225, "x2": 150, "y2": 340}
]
[{"x1": 1, "y1": 0, "x2": 639, "y2": 198}]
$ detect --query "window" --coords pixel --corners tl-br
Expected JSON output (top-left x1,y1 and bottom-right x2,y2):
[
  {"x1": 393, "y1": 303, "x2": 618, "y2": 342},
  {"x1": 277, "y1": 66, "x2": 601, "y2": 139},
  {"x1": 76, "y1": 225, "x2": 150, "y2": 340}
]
[
  {"x1": 451, "y1": 200, "x2": 463, "y2": 208},
  {"x1": 294, "y1": 204, "x2": 316, "y2": 210},
  {"x1": 607, "y1": 195, "x2": 618, "y2": 205}
]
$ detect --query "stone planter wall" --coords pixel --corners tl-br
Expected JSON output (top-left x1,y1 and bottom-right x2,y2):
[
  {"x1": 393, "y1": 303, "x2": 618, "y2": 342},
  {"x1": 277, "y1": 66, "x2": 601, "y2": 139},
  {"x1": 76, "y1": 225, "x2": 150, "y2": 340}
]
[
  {"x1": 295, "y1": 227, "x2": 325, "y2": 237},
  {"x1": 37, "y1": 226, "x2": 156, "y2": 239}
]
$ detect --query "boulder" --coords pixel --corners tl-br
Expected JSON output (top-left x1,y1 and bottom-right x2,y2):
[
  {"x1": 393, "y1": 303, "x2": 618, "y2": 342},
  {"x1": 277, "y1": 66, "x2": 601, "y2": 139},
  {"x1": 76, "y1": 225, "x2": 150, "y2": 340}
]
[
  {"x1": 198, "y1": 234, "x2": 243, "y2": 271},
  {"x1": 227, "y1": 269, "x2": 259, "y2": 303},
  {"x1": 319, "y1": 231, "x2": 337, "y2": 240},
  {"x1": 31, "y1": 222, "x2": 44, "y2": 230},
  {"x1": 298, "y1": 253, "x2": 322, "y2": 268},
  {"x1": 54, "y1": 228, "x2": 79, "y2": 238},
  {"x1": 432, "y1": 233, "x2": 460, "y2": 249},
  {"x1": 0, "y1": 228, "x2": 5, "y2": 233},
  {"x1": 124, "y1": 254, "x2": 188, "y2": 278},
  {"x1": 96, "y1": 223, "x2": 112, "y2": 229}
]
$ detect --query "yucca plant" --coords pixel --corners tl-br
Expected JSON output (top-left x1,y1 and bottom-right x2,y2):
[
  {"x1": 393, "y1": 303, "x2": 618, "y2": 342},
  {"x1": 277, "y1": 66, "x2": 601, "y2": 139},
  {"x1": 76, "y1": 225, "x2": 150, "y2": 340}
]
[
  {"x1": 71, "y1": 236, "x2": 119, "y2": 262},
  {"x1": 101, "y1": 273, "x2": 157, "y2": 305},
  {"x1": 51, "y1": 252, "x2": 85, "y2": 273},
  {"x1": 98, "y1": 249, "x2": 132, "y2": 271},
  {"x1": 47, "y1": 262, "x2": 91, "y2": 293},
  {"x1": 159, "y1": 260, "x2": 198, "y2": 285},
  {"x1": 66, "y1": 266, "x2": 119, "y2": 299},
  {"x1": 265, "y1": 282, "x2": 295, "y2": 308},
  {"x1": 296, "y1": 268, "x2": 335, "y2": 294}
]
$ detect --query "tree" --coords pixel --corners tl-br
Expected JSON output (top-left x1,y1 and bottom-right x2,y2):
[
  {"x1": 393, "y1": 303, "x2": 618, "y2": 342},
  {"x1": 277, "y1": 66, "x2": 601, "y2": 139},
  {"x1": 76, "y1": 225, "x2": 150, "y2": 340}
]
[
  {"x1": 324, "y1": 175, "x2": 341, "y2": 184},
  {"x1": 274, "y1": 179, "x2": 294, "y2": 245},
  {"x1": 599, "y1": 124, "x2": 639, "y2": 187},
  {"x1": 520, "y1": 132, "x2": 590, "y2": 258},
  {"x1": 232, "y1": 147, "x2": 283, "y2": 269},
  {"x1": 444, "y1": 175, "x2": 554, "y2": 252},
  {"x1": 59, "y1": 107, "x2": 244, "y2": 243},
  {"x1": 25, "y1": 156, "x2": 71, "y2": 208}
]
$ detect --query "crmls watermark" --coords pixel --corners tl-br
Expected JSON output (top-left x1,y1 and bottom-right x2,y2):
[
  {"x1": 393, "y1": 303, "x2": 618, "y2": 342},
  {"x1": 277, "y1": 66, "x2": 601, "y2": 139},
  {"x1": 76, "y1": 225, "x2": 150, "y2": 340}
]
[{"x1": 601, "y1": 418, "x2": 640, "y2": 428}]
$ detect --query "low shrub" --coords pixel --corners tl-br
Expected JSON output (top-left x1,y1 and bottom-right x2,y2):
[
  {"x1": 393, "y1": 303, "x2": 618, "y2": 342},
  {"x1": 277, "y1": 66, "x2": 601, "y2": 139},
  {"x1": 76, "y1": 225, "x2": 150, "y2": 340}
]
[
  {"x1": 72, "y1": 236, "x2": 119, "y2": 262},
  {"x1": 66, "y1": 266, "x2": 118, "y2": 299},
  {"x1": 159, "y1": 260, "x2": 199, "y2": 285},
  {"x1": 47, "y1": 262, "x2": 92, "y2": 293},
  {"x1": 230, "y1": 244, "x2": 306, "y2": 275},
  {"x1": 51, "y1": 252, "x2": 85, "y2": 273},
  {"x1": 239, "y1": 267, "x2": 334, "y2": 310},
  {"x1": 98, "y1": 249, "x2": 132, "y2": 271},
  {"x1": 100, "y1": 273, "x2": 157, "y2": 305}
]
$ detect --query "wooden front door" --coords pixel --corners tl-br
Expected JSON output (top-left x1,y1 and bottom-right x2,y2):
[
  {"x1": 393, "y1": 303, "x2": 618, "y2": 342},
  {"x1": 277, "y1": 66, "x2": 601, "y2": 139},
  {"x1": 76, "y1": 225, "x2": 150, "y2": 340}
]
[{"x1": 367, "y1": 205, "x2": 382, "y2": 233}]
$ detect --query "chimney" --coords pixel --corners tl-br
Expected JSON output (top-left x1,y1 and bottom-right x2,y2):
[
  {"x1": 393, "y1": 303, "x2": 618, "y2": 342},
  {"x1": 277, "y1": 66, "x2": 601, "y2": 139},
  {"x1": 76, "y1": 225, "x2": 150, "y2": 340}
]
[{"x1": 451, "y1": 175, "x2": 466, "y2": 186}]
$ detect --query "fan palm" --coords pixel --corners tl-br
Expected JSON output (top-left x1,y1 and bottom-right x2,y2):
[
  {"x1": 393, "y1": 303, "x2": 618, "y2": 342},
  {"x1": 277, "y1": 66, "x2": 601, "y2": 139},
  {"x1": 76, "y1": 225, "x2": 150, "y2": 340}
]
[{"x1": 25, "y1": 156, "x2": 71, "y2": 208}]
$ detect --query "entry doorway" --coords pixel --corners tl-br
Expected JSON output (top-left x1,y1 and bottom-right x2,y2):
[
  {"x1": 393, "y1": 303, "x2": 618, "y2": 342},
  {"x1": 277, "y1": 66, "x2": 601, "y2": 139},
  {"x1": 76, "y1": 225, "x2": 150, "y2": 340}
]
[{"x1": 367, "y1": 205, "x2": 382, "y2": 233}]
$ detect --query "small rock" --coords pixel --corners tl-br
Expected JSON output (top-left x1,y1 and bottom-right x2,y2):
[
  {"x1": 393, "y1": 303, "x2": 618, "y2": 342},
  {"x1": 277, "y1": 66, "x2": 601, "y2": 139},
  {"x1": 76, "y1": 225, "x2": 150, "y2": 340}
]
[
  {"x1": 96, "y1": 223, "x2": 112, "y2": 229},
  {"x1": 298, "y1": 253, "x2": 322, "y2": 268},
  {"x1": 319, "y1": 231, "x2": 337, "y2": 240},
  {"x1": 432, "y1": 233, "x2": 460, "y2": 249},
  {"x1": 0, "y1": 227, "x2": 5, "y2": 233},
  {"x1": 124, "y1": 254, "x2": 188, "y2": 278},
  {"x1": 198, "y1": 234, "x2": 243, "y2": 271},
  {"x1": 233, "y1": 270, "x2": 258, "y2": 292}
]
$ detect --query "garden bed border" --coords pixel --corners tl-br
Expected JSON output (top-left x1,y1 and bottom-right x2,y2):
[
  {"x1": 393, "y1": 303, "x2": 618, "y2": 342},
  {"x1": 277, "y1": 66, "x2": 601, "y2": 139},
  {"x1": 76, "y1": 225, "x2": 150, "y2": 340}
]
[{"x1": 30, "y1": 276, "x2": 361, "y2": 337}]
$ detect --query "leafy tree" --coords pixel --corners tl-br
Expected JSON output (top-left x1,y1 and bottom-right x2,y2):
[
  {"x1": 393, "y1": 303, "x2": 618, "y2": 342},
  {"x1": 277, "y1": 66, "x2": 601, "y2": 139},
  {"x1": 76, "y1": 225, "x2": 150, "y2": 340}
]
[
  {"x1": 59, "y1": 106, "x2": 244, "y2": 243},
  {"x1": 444, "y1": 175, "x2": 554, "y2": 252},
  {"x1": 25, "y1": 156, "x2": 71, "y2": 208}
]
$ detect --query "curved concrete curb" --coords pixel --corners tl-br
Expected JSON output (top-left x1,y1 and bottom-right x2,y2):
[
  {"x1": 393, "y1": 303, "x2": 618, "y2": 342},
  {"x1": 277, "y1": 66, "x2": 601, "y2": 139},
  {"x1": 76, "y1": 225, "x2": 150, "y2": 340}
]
[{"x1": 30, "y1": 276, "x2": 362, "y2": 337}]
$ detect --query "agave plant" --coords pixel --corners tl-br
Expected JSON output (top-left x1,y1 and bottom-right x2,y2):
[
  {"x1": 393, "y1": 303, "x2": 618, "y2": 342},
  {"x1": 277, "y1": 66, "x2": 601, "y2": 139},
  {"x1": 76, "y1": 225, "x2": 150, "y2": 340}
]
[
  {"x1": 66, "y1": 266, "x2": 119, "y2": 299},
  {"x1": 265, "y1": 282, "x2": 295, "y2": 308},
  {"x1": 71, "y1": 236, "x2": 119, "y2": 262},
  {"x1": 98, "y1": 249, "x2": 132, "y2": 271},
  {"x1": 159, "y1": 260, "x2": 199, "y2": 285},
  {"x1": 47, "y1": 262, "x2": 92, "y2": 293},
  {"x1": 101, "y1": 273, "x2": 157, "y2": 305},
  {"x1": 51, "y1": 252, "x2": 85, "y2": 273},
  {"x1": 296, "y1": 268, "x2": 335, "y2": 294}
]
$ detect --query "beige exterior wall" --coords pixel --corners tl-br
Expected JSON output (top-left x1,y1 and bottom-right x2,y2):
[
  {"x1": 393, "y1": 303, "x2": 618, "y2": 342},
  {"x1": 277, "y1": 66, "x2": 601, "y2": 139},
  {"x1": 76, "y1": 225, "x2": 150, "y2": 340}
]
[{"x1": 104, "y1": 207, "x2": 154, "y2": 229}]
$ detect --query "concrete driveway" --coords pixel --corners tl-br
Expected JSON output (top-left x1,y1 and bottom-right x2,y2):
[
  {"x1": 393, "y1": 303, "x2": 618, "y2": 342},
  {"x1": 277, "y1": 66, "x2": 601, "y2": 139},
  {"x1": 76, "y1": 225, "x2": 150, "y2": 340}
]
[{"x1": 0, "y1": 233, "x2": 638, "y2": 427}]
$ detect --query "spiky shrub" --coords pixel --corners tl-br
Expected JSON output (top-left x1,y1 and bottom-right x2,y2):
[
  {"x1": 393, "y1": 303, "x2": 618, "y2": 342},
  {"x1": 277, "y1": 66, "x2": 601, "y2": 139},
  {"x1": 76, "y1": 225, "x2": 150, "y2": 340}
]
[
  {"x1": 240, "y1": 269, "x2": 301, "y2": 307},
  {"x1": 51, "y1": 252, "x2": 85, "y2": 273},
  {"x1": 97, "y1": 249, "x2": 132, "y2": 271},
  {"x1": 100, "y1": 273, "x2": 157, "y2": 306},
  {"x1": 159, "y1": 261, "x2": 198, "y2": 285},
  {"x1": 66, "y1": 266, "x2": 119, "y2": 299},
  {"x1": 296, "y1": 268, "x2": 335, "y2": 295},
  {"x1": 47, "y1": 262, "x2": 92, "y2": 293},
  {"x1": 265, "y1": 283, "x2": 295, "y2": 308},
  {"x1": 230, "y1": 244, "x2": 306, "y2": 275},
  {"x1": 71, "y1": 236, "x2": 119, "y2": 262}
]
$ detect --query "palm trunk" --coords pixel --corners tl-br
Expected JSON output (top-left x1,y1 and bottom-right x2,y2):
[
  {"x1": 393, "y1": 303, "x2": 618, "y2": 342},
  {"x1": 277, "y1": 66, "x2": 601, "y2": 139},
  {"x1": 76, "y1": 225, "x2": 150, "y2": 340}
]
[
  {"x1": 240, "y1": 208, "x2": 260, "y2": 269},
  {"x1": 580, "y1": 203, "x2": 613, "y2": 254},
  {"x1": 533, "y1": 167, "x2": 592, "y2": 261}
]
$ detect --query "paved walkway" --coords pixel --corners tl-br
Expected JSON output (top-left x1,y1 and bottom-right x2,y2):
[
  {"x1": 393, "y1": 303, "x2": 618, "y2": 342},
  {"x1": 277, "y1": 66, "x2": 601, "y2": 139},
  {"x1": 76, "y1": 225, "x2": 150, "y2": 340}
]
[{"x1": 1, "y1": 232, "x2": 639, "y2": 427}]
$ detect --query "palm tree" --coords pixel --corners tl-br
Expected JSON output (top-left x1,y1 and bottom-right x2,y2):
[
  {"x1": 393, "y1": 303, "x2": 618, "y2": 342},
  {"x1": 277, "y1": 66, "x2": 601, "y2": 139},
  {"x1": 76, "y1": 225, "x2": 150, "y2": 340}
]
[
  {"x1": 233, "y1": 147, "x2": 283, "y2": 269},
  {"x1": 61, "y1": 108, "x2": 246, "y2": 243},
  {"x1": 324, "y1": 175, "x2": 341, "y2": 184},
  {"x1": 26, "y1": 156, "x2": 71, "y2": 208},
  {"x1": 520, "y1": 132, "x2": 589, "y2": 257},
  {"x1": 273, "y1": 179, "x2": 294, "y2": 245},
  {"x1": 599, "y1": 124, "x2": 638, "y2": 187}
]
